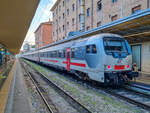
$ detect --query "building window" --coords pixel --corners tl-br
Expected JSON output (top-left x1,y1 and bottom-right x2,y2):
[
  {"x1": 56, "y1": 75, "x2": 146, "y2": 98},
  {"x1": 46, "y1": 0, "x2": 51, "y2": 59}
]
[
  {"x1": 59, "y1": 16, "x2": 61, "y2": 20},
  {"x1": 56, "y1": 8, "x2": 58, "y2": 15},
  {"x1": 97, "y1": 21, "x2": 101, "y2": 27},
  {"x1": 132, "y1": 5, "x2": 141, "y2": 14},
  {"x1": 53, "y1": 12, "x2": 54, "y2": 17},
  {"x1": 79, "y1": 0, "x2": 82, "y2": 5},
  {"x1": 72, "y1": 4, "x2": 75, "y2": 11},
  {"x1": 79, "y1": 14, "x2": 81, "y2": 22},
  {"x1": 63, "y1": 1, "x2": 65, "y2": 6},
  {"x1": 59, "y1": 27, "x2": 61, "y2": 33},
  {"x1": 72, "y1": 18, "x2": 75, "y2": 26},
  {"x1": 67, "y1": 9, "x2": 69, "y2": 15},
  {"x1": 59, "y1": 5, "x2": 61, "y2": 11},
  {"x1": 112, "y1": 0, "x2": 117, "y2": 3},
  {"x1": 63, "y1": 13, "x2": 65, "y2": 19},
  {"x1": 86, "y1": 26, "x2": 90, "y2": 31},
  {"x1": 67, "y1": 22, "x2": 69, "y2": 29},
  {"x1": 87, "y1": 8, "x2": 90, "y2": 17},
  {"x1": 111, "y1": 15, "x2": 118, "y2": 21},
  {"x1": 97, "y1": 0, "x2": 102, "y2": 11},
  {"x1": 56, "y1": 29, "x2": 58, "y2": 34},
  {"x1": 53, "y1": 32, "x2": 55, "y2": 36},
  {"x1": 63, "y1": 25, "x2": 65, "y2": 31}
]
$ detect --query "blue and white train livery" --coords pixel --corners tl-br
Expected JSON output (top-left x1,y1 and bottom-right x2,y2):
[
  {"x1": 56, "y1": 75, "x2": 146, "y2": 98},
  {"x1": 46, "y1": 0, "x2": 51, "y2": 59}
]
[{"x1": 23, "y1": 33, "x2": 138, "y2": 86}]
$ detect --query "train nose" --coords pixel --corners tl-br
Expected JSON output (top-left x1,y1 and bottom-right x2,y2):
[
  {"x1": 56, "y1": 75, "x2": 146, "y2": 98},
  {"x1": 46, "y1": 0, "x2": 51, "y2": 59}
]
[{"x1": 105, "y1": 64, "x2": 130, "y2": 71}]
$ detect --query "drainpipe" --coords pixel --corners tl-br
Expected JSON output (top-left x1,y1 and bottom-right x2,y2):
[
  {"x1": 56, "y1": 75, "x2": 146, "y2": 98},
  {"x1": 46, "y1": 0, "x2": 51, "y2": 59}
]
[
  {"x1": 65, "y1": 1, "x2": 67, "y2": 37},
  {"x1": 80, "y1": 0, "x2": 85, "y2": 32},
  {"x1": 76, "y1": 0, "x2": 78, "y2": 31},
  {"x1": 91, "y1": 0, "x2": 94, "y2": 29},
  {"x1": 147, "y1": 0, "x2": 150, "y2": 8},
  {"x1": 120, "y1": 1, "x2": 123, "y2": 18}
]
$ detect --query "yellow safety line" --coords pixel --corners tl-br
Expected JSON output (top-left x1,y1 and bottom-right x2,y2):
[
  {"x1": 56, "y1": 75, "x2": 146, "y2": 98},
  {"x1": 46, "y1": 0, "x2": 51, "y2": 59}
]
[{"x1": 0, "y1": 60, "x2": 16, "y2": 113}]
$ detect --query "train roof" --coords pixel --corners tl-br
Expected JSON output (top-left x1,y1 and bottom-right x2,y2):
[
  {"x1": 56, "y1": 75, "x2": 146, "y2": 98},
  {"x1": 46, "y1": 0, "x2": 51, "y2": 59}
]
[{"x1": 37, "y1": 33, "x2": 122, "y2": 50}]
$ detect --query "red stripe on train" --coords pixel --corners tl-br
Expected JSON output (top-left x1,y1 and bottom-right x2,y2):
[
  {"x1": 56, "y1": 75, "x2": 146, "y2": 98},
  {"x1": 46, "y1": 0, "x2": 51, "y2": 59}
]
[
  {"x1": 43, "y1": 59, "x2": 58, "y2": 63},
  {"x1": 62, "y1": 61, "x2": 86, "y2": 67},
  {"x1": 70, "y1": 62, "x2": 86, "y2": 67}
]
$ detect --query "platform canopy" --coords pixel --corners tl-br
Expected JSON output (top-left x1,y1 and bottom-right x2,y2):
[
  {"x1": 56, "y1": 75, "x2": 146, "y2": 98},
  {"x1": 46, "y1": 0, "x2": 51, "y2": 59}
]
[
  {"x1": 65, "y1": 8, "x2": 150, "y2": 44},
  {"x1": 0, "y1": 0, "x2": 40, "y2": 54}
]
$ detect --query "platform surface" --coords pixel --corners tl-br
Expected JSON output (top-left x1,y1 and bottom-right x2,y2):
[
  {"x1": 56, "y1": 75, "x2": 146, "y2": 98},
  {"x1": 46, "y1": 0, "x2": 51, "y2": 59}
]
[
  {"x1": 4, "y1": 59, "x2": 32, "y2": 113},
  {"x1": 136, "y1": 72, "x2": 150, "y2": 84}
]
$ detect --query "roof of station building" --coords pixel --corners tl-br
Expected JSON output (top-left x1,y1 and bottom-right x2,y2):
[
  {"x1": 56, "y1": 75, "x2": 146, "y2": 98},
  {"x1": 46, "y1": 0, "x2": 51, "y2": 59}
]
[{"x1": 0, "y1": 0, "x2": 40, "y2": 54}]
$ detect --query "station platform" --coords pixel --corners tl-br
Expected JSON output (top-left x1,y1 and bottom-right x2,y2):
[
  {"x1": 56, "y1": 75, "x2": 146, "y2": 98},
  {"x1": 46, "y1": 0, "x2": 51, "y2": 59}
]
[
  {"x1": 135, "y1": 72, "x2": 150, "y2": 84},
  {"x1": 0, "y1": 59, "x2": 32, "y2": 113}
]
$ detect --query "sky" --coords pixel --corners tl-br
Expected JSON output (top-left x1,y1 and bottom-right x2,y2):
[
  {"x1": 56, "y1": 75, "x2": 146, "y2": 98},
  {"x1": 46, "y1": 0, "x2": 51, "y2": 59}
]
[{"x1": 21, "y1": 0, "x2": 56, "y2": 49}]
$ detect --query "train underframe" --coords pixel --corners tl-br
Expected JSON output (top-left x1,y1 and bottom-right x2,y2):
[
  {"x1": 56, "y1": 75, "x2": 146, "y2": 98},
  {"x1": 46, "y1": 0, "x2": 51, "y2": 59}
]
[{"x1": 104, "y1": 71, "x2": 139, "y2": 86}]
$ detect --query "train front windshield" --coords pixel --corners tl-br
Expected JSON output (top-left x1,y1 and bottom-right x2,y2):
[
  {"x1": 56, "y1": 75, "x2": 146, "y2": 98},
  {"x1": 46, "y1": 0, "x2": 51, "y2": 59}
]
[{"x1": 103, "y1": 37, "x2": 128, "y2": 55}]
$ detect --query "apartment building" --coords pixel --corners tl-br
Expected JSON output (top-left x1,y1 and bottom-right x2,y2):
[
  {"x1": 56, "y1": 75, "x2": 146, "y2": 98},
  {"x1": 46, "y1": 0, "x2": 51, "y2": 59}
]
[
  {"x1": 51, "y1": 0, "x2": 149, "y2": 42},
  {"x1": 35, "y1": 21, "x2": 53, "y2": 49}
]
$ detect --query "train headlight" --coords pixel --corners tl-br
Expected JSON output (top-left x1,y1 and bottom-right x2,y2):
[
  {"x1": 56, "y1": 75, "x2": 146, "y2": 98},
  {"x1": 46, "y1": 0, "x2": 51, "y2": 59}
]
[
  {"x1": 107, "y1": 65, "x2": 111, "y2": 70},
  {"x1": 126, "y1": 64, "x2": 130, "y2": 69}
]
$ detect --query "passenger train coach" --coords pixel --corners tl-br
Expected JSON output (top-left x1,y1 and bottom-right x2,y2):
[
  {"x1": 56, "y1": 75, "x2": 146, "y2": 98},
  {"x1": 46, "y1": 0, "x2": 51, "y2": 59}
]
[{"x1": 23, "y1": 33, "x2": 138, "y2": 86}]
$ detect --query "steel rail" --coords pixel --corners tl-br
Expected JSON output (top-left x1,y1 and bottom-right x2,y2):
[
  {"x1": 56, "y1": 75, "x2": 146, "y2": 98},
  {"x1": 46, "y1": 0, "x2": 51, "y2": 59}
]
[
  {"x1": 23, "y1": 59, "x2": 150, "y2": 111},
  {"x1": 23, "y1": 60, "x2": 92, "y2": 113},
  {"x1": 105, "y1": 89, "x2": 150, "y2": 111},
  {"x1": 20, "y1": 61, "x2": 54, "y2": 113},
  {"x1": 129, "y1": 81, "x2": 150, "y2": 92}
]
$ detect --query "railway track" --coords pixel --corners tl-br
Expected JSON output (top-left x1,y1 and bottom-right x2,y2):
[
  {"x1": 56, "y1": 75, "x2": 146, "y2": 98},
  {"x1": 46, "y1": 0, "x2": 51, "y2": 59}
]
[
  {"x1": 21, "y1": 61, "x2": 57, "y2": 113},
  {"x1": 23, "y1": 59, "x2": 150, "y2": 111},
  {"x1": 105, "y1": 87, "x2": 150, "y2": 111},
  {"x1": 128, "y1": 82, "x2": 150, "y2": 92},
  {"x1": 21, "y1": 60, "x2": 92, "y2": 113}
]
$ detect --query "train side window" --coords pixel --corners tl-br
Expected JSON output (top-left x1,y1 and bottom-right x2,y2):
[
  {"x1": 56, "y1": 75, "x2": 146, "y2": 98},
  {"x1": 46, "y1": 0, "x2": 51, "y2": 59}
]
[
  {"x1": 63, "y1": 50, "x2": 66, "y2": 58},
  {"x1": 71, "y1": 48, "x2": 75, "y2": 58},
  {"x1": 46, "y1": 52, "x2": 48, "y2": 57},
  {"x1": 48, "y1": 52, "x2": 51, "y2": 57},
  {"x1": 86, "y1": 45, "x2": 90, "y2": 53},
  {"x1": 58, "y1": 51, "x2": 62, "y2": 58},
  {"x1": 92, "y1": 45, "x2": 97, "y2": 53}
]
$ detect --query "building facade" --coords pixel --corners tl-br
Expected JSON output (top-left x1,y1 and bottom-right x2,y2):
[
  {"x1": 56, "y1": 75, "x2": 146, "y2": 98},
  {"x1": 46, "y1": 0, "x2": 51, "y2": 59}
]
[
  {"x1": 51, "y1": 0, "x2": 150, "y2": 73},
  {"x1": 51, "y1": 0, "x2": 150, "y2": 42},
  {"x1": 35, "y1": 21, "x2": 53, "y2": 49}
]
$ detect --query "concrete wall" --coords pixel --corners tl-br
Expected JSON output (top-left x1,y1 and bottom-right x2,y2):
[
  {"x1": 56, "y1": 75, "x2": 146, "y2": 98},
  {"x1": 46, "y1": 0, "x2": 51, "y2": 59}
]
[{"x1": 141, "y1": 41, "x2": 150, "y2": 73}]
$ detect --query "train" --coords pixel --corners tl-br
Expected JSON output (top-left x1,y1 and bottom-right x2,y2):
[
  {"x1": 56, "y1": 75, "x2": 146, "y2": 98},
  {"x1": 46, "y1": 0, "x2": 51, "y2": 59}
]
[{"x1": 23, "y1": 33, "x2": 139, "y2": 86}]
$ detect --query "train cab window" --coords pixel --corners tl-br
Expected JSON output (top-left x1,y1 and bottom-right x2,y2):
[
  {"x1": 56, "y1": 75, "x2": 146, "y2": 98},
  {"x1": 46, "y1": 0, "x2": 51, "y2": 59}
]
[
  {"x1": 86, "y1": 45, "x2": 90, "y2": 53},
  {"x1": 92, "y1": 45, "x2": 97, "y2": 53}
]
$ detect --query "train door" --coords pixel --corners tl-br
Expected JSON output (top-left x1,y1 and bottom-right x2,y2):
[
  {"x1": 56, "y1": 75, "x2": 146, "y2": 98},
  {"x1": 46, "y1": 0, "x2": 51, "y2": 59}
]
[
  {"x1": 131, "y1": 45, "x2": 141, "y2": 71},
  {"x1": 66, "y1": 48, "x2": 71, "y2": 71}
]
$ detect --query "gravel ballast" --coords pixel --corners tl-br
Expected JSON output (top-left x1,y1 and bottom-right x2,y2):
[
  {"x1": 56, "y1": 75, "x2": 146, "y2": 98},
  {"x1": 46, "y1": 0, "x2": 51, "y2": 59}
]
[{"x1": 25, "y1": 60, "x2": 149, "y2": 113}]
